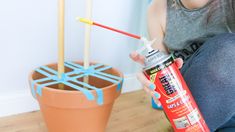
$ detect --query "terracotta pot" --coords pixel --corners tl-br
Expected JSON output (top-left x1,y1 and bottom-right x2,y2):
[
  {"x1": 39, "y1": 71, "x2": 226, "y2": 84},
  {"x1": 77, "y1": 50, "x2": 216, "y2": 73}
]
[{"x1": 29, "y1": 62, "x2": 123, "y2": 132}]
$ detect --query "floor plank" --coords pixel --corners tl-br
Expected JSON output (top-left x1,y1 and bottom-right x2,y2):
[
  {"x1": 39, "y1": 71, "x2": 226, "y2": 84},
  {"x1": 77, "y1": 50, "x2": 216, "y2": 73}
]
[{"x1": 0, "y1": 90, "x2": 172, "y2": 132}]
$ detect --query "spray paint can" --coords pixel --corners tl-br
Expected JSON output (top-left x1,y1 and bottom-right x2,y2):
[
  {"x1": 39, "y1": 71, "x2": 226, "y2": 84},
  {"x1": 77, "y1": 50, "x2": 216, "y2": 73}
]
[{"x1": 143, "y1": 48, "x2": 210, "y2": 132}]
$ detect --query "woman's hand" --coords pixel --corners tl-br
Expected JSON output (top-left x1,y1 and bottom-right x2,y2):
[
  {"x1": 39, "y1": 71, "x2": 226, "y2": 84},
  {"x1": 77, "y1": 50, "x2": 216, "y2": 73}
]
[{"x1": 129, "y1": 51, "x2": 183, "y2": 106}]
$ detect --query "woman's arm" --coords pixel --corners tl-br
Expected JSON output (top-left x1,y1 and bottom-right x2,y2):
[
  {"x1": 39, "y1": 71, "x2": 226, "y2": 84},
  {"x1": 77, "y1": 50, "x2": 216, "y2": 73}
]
[{"x1": 147, "y1": 0, "x2": 168, "y2": 52}]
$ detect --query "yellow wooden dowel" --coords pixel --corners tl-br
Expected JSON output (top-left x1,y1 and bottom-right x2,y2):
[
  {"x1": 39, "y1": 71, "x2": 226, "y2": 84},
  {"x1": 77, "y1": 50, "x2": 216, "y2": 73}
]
[
  {"x1": 58, "y1": 0, "x2": 65, "y2": 89},
  {"x1": 83, "y1": 0, "x2": 93, "y2": 86}
]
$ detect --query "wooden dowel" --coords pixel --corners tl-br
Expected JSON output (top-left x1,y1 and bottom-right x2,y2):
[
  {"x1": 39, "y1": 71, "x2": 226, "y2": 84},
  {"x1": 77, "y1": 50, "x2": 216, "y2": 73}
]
[
  {"x1": 83, "y1": 0, "x2": 93, "y2": 85},
  {"x1": 58, "y1": 0, "x2": 65, "y2": 89}
]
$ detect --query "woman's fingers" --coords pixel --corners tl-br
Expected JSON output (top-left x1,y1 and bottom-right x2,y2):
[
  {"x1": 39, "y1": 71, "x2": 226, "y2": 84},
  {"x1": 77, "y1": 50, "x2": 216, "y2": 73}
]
[
  {"x1": 143, "y1": 86, "x2": 152, "y2": 95},
  {"x1": 136, "y1": 72, "x2": 154, "y2": 89},
  {"x1": 137, "y1": 72, "x2": 162, "y2": 106},
  {"x1": 175, "y1": 58, "x2": 184, "y2": 69},
  {"x1": 150, "y1": 90, "x2": 161, "y2": 106},
  {"x1": 143, "y1": 87, "x2": 161, "y2": 106},
  {"x1": 129, "y1": 51, "x2": 145, "y2": 65}
]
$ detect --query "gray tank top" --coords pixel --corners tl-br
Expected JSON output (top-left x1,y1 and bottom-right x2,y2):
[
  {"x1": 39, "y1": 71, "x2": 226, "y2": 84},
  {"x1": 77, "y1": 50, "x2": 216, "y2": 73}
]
[{"x1": 163, "y1": 0, "x2": 235, "y2": 61}]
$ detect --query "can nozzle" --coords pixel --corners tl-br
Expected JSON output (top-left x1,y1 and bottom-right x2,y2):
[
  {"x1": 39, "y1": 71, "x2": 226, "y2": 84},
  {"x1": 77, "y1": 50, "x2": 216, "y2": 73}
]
[{"x1": 136, "y1": 37, "x2": 157, "y2": 54}]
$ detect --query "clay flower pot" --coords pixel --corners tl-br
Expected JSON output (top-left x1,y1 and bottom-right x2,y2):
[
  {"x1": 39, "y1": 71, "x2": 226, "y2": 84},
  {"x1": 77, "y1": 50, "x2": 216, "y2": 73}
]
[{"x1": 29, "y1": 62, "x2": 123, "y2": 132}]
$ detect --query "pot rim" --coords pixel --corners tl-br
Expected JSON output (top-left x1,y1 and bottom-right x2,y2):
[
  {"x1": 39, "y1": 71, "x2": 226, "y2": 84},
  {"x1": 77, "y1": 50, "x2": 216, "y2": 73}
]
[{"x1": 29, "y1": 61, "x2": 124, "y2": 94}]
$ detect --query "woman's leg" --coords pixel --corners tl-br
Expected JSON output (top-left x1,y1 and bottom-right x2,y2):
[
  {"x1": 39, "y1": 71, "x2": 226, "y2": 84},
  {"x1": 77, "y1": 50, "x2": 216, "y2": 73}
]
[
  {"x1": 216, "y1": 114, "x2": 235, "y2": 132},
  {"x1": 181, "y1": 33, "x2": 235, "y2": 131}
]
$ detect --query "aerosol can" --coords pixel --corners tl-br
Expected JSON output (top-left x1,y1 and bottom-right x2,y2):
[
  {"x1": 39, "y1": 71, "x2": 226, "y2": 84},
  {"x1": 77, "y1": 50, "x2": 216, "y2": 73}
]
[{"x1": 142, "y1": 38, "x2": 210, "y2": 132}]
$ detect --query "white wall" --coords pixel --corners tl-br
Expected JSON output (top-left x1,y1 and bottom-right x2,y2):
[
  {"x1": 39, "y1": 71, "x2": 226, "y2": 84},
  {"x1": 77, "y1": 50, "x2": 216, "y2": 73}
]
[{"x1": 0, "y1": 0, "x2": 148, "y2": 117}]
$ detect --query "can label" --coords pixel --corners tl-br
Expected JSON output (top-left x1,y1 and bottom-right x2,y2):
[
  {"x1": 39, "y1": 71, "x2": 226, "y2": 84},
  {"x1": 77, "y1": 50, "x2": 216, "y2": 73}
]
[{"x1": 144, "y1": 57, "x2": 210, "y2": 132}]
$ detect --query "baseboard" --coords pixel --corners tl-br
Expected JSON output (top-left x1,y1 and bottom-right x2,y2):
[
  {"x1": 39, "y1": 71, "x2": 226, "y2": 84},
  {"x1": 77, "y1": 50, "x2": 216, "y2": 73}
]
[
  {"x1": 0, "y1": 74, "x2": 141, "y2": 118},
  {"x1": 122, "y1": 73, "x2": 142, "y2": 93},
  {"x1": 0, "y1": 90, "x2": 40, "y2": 118}
]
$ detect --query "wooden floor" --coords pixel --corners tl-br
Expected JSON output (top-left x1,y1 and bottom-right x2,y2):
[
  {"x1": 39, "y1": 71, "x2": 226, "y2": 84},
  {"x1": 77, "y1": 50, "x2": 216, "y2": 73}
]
[{"x1": 0, "y1": 90, "x2": 172, "y2": 132}]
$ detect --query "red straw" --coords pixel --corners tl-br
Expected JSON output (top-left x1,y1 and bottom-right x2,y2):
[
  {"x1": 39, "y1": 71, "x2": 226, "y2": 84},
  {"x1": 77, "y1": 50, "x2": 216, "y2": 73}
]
[{"x1": 93, "y1": 22, "x2": 141, "y2": 40}]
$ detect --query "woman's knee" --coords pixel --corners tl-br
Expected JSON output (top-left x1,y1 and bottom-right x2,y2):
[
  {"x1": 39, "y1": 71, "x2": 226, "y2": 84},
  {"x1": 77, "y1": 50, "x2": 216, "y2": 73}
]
[
  {"x1": 192, "y1": 33, "x2": 235, "y2": 80},
  {"x1": 180, "y1": 33, "x2": 235, "y2": 74},
  {"x1": 202, "y1": 33, "x2": 235, "y2": 56},
  {"x1": 183, "y1": 33, "x2": 235, "y2": 81}
]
